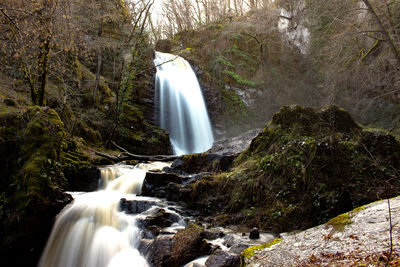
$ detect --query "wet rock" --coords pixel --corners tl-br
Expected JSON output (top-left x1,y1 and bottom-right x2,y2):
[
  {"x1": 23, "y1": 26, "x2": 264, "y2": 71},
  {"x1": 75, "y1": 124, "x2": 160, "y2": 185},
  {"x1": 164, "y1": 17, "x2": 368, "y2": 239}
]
[
  {"x1": 140, "y1": 208, "x2": 181, "y2": 229},
  {"x1": 64, "y1": 166, "x2": 100, "y2": 192},
  {"x1": 140, "y1": 171, "x2": 183, "y2": 197},
  {"x1": 119, "y1": 198, "x2": 160, "y2": 214},
  {"x1": 146, "y1": 224, "x2": 214, "y2": 267},
  {"x1": 249, "y1": 228, "x2": 260, "y2": 239},
  {"x1": 202, "y1": 230, "x2": 225, "y2": 240},
  {"x1": 143, "y1": 225, "x2": 161, "y2": 239},
  {"x1": 145, "y1": 235, "x2": 174, "y2": 267},
  {"x1": 205, "y1": 249, "x2": 240, "y2": 267}
]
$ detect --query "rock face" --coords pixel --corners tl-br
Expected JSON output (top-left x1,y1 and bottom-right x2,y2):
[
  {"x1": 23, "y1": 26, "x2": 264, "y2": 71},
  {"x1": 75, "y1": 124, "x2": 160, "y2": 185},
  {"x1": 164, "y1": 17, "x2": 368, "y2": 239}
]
[
  {"x1": 207, "y1": 128, "x2": 262, "y2": 155},
  {"x1": 243, "y1": 196, "x2": 400, "y2": 266},
  {"x1": 0, "y1": 107, "x2": 73, "y2": 266}
]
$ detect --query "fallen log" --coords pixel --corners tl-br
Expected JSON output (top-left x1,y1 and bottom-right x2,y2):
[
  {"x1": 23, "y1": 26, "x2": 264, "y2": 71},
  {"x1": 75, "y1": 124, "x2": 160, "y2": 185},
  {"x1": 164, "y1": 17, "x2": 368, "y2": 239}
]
[{"x1": 95, "y1": 151, "x2": 180, "y2": 163}]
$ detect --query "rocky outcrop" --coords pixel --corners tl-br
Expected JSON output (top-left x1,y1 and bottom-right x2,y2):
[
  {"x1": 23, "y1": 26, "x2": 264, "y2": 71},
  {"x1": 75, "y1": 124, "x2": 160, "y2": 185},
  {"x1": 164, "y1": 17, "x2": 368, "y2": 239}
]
[
  {"x1": 188, "y1": 105, "x2": 400, "y2": 232},
  {"x1": 0, "y1": 106, "x2": 73, "y2": 266},
  {"x1": 243, "y1": 196, "x2": 400, "y2": 266}
]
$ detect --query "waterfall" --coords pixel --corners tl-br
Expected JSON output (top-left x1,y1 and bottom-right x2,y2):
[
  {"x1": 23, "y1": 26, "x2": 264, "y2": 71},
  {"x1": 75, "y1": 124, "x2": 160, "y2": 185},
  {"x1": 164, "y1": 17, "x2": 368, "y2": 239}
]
[
  {"x1": 38, "y1": 165, "x2": 149, "y2": 267},
  {"x1": 154, "y1": 51, "x2": 214, "y2": 155}
]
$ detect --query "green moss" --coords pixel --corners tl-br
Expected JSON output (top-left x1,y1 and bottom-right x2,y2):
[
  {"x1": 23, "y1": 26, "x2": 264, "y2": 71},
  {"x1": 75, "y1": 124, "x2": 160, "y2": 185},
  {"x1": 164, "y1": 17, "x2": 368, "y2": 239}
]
[
  {"x1": 112, "y1": 103, "x2": 171, "y2": 155},
  {"x1": 0, "y1": 106, "x2": 75, "y2": 253},
  {"x1": 326, "y1": 213, "x2": 352, "y2": 231},
  {"x1": 241, "y1": 238, "x2": 283, "y2": 260},
  {"x1": 351, "y1": 205, "x2": 366, "y2": 214}
]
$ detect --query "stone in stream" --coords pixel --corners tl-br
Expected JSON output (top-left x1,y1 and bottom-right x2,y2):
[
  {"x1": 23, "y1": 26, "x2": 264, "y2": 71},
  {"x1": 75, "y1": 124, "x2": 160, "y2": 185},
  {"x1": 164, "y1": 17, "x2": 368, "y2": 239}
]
[
  {"x1": 140, "y1": 171, "x2": 184, "y2": 197},
  {"x1": 249, "y1": 227, "x2": 260, "y2": 239},
  {"x1": 119, "y1": 198, "x2": 160, "y2": 214},
  {"x1": 144, "y1": 224, "x2": 217, "y2": 267},
  {"x1": 205, "y1": 249, "x2": 241, "y2": 267}
]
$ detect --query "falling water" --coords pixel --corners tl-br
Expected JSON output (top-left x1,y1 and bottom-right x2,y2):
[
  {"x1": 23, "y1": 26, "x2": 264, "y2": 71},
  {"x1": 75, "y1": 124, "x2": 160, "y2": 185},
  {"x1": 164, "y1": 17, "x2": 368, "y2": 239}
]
[
  {"x1": 154, "y1": 51, "x2": 214, "y2": 155},
  {"x1": 38, "y1": 165, "x2": 149, "y2": 267}
]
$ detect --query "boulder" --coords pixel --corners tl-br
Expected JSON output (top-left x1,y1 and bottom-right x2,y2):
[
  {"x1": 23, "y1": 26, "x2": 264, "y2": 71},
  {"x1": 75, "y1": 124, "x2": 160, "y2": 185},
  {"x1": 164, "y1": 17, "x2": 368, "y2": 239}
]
[
  {"x1": 146, "y1": 224, "x2": 215, "y2": 267},
  {"x1": 249, "y1": 228, "x2": 260, "y2": 239},
  {"x1": 140, "y1": 171, "x2": 183, "y2": 197},
  {"x1": 205, "y1": 249, "x2": 240, "y2": 267},
  {"x1": 139, "y1": 208, "x2": 181, "y2": 229}
]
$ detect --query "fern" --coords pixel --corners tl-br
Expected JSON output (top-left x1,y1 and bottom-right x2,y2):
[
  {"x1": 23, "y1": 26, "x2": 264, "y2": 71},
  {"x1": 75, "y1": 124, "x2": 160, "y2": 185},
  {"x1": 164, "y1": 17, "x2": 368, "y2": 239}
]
[
  {"x1": 222, "y1": 70, "x2": 258, "y2": 87},
  {"x1": 216, "y1": 56, "x2": 235, "y2": 68}
]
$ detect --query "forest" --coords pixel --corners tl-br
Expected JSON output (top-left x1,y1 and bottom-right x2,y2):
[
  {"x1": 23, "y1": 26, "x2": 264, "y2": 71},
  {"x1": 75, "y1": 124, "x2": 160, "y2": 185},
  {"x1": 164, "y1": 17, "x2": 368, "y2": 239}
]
[{"x1": 1, "y1": 0, "x2": 400, "y2": 266}]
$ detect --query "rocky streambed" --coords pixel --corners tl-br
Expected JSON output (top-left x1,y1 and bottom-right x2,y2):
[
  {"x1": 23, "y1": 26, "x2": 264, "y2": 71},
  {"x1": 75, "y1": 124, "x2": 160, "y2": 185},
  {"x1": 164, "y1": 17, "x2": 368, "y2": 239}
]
[{"x1": 113, "y1": 162, "x2": 276, "y2": 267}]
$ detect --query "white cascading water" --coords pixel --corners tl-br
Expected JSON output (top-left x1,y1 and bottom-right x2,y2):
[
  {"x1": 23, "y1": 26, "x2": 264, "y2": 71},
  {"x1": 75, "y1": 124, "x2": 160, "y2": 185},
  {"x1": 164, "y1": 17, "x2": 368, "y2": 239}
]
[
  {"x1": 154, "y1": 51, "x2": 214, "y2": 155},
  {"x1": 38, "y1": 165, "x2": 149, "y2": 267}
]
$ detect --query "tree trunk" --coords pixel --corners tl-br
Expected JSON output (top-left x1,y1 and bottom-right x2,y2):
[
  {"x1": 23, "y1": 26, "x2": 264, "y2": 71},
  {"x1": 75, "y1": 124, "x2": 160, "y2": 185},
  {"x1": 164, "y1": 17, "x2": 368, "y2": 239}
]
[
  {"x1": 93, "y1": 2, "x2": 104, "y2": 104},
  {"x1": 38, "y1": 35, "x2": 52, "y2": 106},
  {"x1": 93, "y1": 49, "x2": 102, "y2": 103}
]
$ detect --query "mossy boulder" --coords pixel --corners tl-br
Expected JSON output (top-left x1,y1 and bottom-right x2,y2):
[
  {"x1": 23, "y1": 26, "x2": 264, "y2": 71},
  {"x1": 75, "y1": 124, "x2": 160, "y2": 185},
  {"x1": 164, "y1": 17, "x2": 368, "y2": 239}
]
[
  {"x1": 0, "y1": 106, "x2": 72, "y2": 266},
  {"x1": 113, "y1": 104, "x2": 172, "y2": 155},
  {"x1": 270, "y1": 105, "x2": 361, "y2": 136},
  {"x1": 188, "y1": 105, "x2": 400, "y2": 232}
]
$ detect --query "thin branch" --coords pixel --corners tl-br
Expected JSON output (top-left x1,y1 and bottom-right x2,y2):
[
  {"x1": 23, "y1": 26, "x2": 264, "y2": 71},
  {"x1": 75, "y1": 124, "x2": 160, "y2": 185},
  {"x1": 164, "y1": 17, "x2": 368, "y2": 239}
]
[
  {"x1": 135, "y1": 54, "x2": 180, "y2": 76},
  {"x1": 0, "y1": 7, "x2": 20, "y2": 31},
  {"x1": 385, "y1": 198, "x2": 393, "y2": 267}
]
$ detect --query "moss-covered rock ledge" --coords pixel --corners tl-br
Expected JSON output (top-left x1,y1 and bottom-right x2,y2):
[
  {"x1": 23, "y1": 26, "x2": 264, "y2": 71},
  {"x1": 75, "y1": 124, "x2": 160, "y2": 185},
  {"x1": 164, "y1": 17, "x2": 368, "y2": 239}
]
[
  {"x1": 0, "y1": 106, "x2": 73, "y2": 265},
  {"x1": 187, "y1": 105, "x2": 400, "y2": 232}
]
